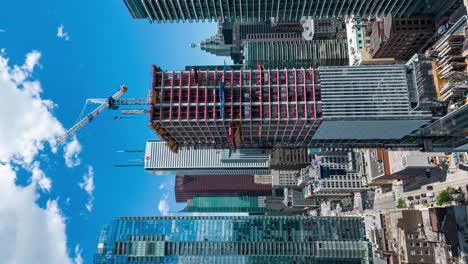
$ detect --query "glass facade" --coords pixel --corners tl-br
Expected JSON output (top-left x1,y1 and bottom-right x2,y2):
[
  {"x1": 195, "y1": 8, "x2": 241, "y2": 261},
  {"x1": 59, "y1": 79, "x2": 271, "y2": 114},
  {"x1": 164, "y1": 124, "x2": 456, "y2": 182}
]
[
  {"x1": 244, "y1": 39, "x2": 349, "y2": 69},
  {"x1": 174, "y1": 174, "x2": 272, "y2": 203},
  {"x1": 123, "y1": 0, "x2": 452, "y2": 23},
  {"x1": 182, "y1": 196, "x2": 278, "y2": 214},
  {"x1": 94, "y1": 215, "x2": 370, "y2": 263}
]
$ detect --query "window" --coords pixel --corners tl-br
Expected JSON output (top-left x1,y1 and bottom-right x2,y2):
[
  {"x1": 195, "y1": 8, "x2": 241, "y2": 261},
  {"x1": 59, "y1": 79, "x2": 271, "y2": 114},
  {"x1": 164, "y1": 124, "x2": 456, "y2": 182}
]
[
  {"x1": 423, "y1": 242, "x2": 428, "y2": 247},
  {"x1": 410, "y1": 250, "x2": 416, "y2": 255}
]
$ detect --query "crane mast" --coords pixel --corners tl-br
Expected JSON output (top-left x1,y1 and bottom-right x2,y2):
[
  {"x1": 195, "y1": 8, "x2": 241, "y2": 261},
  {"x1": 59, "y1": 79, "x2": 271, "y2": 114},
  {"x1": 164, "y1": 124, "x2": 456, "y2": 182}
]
[{"x1": 57, "y1": 85, "x2": 131, "y2": 145}]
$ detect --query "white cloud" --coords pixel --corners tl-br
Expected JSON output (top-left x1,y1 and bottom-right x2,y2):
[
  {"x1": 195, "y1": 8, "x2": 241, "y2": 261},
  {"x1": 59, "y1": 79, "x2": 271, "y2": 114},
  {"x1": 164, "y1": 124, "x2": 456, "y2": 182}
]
[
  {"x1": 159, "y1": 182, "x2": 167, "y2": 190},
  {"x1": 0, "y1": 28, "x2": 5, "y2": 33},
  {"x1": 79, "y1": 166, "x2": 94, "y2": 212},
  {"x1": 0, "y1": 51, "x2": 66, "y2": 165},
  {"x1": 31, "y1": 161, "x2": 52, "y2": 192},
  {"x1": 0, "y1": 164, "x2": 73, "y2": 264},
  {"x1": 158, "y1": 194, "x2": 170, "y2": 216},
  {"x1": 23, "y1": 50, "x2": 41, "y2": 71},
  {"x1": 0, "y1": 51, "x2": 82, "y2": 264},
  {"x1": 73, "y1": 244, "x2": 83, "y2": 264},
  {"x1": 57, "y1": 25, "x2": 70, "y2": 41},
  {"x1": 63, "y1": 136, "x2": 81, "y2": 168}
]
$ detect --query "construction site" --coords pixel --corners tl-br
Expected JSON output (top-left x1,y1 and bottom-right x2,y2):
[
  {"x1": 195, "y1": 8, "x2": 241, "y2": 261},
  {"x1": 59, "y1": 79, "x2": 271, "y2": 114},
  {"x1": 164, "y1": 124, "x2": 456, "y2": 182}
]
[{"x1": 148, "y1": 65, "x2": 322, "y2": 152}]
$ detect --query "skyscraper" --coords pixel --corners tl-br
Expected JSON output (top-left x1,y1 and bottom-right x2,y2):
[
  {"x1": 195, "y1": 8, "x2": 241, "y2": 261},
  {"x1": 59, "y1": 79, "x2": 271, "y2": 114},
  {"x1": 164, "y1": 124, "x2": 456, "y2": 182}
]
[
  {"x1": 123, "y1": 0, "x2": 453, "y2": 23},
  {"x1": 312, "y1": 65, "x2": 433, "y2": 144},
  {"x1": 149, "y1": 64, "x2": 436, "y2": 150},
  {"x1": 243, "y1": 39, "x2": 349, "y2": 69},
  {"x1": 196, "y1": 20, "x2": 304, "y2": 64},
  {"x1": 94, "y1": 215, "x2": 371, "y2": 263},
  {"x1": 144, "y1": 140, "x2": 271, "y2": 175},
  {"x1": 181, "y1": 196, "x2": 282, "y2": 214},
  {"x1": 369, "y1": 16, "x2": 435, "y2": 60},
  {"x1": 175, "y1": 174, "x2": 272, "y2": 202}
]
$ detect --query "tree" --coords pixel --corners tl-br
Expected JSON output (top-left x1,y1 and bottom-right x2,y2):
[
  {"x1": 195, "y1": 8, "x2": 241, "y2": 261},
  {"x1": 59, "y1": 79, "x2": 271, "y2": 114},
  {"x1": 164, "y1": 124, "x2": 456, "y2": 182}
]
[
  {"x1": 436, "y1": 187, "x2": 454, "y2": 206},
  {"x1": 396, "y1": 198, "x2": 406, "y2": 209}
]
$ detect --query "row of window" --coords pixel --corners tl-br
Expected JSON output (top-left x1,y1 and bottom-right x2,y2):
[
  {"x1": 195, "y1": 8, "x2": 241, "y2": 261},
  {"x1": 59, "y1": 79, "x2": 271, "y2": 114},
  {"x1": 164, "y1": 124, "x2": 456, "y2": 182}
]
[{"x1": 409, "y1": 242, "x2": 430, "y2": 247}]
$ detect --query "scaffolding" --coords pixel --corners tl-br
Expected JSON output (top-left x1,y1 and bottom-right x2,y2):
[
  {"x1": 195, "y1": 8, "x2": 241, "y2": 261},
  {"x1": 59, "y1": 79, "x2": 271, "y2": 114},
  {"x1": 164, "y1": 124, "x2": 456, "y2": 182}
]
[{"x1": 148, "y1": 65, "x2": 321, "y2": 150}]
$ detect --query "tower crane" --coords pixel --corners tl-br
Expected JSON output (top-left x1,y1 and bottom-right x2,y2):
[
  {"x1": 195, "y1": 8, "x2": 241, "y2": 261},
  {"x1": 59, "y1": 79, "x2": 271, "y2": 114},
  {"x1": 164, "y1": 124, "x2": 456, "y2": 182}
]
[{"x1": 57, "y1": 85, "x2": 149, "y2": 145}]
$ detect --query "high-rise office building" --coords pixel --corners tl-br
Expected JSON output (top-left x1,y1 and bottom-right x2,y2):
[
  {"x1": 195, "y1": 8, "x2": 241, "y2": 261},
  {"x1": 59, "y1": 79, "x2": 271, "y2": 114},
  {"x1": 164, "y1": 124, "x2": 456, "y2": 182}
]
[
  {"x1": 181, "y1": 196, "x2": 283, "y2": 214},
  {"x1": 144, "y1": 141, "x2": 271, "y2": 175},
  {"x1": 312, "y1": 64, "x2": 433, "y2": 145},
  {"x1": 195, "y1": 21, "x2": 303, "y2": 64},
  {"x1": 123, "y1": 0, "x2": 453, "y2": 23},
  {"x1": 94, "y1": 215, "x2": 371, "y2": 263},
  {"x1": 369, "y1": 16, "x2": 435, "y2": 60},
  {"x1": 270, "y1": 147, "x2": 313, "y2": 170},
  {"x1": 243, "y1": 39, "x2": 349, "y2": 69},
  {"x1": 149, "y1": 64, "x2": 438, "y2": 150},
  {"x1": 175, "y1": 174, "x2": 272, "y2": 202}
]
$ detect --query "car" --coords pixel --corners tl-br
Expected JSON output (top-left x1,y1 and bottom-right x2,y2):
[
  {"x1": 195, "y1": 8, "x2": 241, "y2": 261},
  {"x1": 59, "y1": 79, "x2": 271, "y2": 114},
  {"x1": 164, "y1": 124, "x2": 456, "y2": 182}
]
[
  {"x1": 415, "y1": 195, "x2": 421, "y2": 199},
  {"x1": 427, "y1": 193, "x2": 434, "y2": 198},
  {"x1": 427, "y1": 186, "x2": 434, "y2": 191},
  {"x1": 421, "y1": 193, "x2": 427, "y2": 198},
  {"x1": 407, "y1": 196, "x2": 414, "y2": 200}
]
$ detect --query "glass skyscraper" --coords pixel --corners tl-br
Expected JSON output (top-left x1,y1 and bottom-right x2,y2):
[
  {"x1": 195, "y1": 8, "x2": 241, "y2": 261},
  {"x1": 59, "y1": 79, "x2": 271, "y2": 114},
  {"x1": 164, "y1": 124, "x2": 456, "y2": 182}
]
[
  {"x1": 244, "y1": 39, "x2": 349, "y2": 69},
  {"x1": 123, "y1": 0, "x2": 452, "y2": 23},
  {"x1": 181, "y1": 196, "x2": 280, "y2": 214},
  {"x1": 94, "y1": 215, "x2": 371, "y2": 263}
]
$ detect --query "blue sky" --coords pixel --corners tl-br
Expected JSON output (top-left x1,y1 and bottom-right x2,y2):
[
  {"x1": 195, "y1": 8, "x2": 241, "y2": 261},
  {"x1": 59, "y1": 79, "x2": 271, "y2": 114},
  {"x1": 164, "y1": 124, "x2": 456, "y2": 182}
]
[{"x1": 0, "y1": 1, "x2": 231, "y2": 263}]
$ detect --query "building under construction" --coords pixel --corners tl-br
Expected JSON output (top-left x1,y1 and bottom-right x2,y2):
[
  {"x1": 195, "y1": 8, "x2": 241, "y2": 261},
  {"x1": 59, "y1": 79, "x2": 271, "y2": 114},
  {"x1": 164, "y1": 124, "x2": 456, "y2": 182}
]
[
  {"x1": 148, "y1": 64, "x2": 457, "y2": 152},
  {"x1": 149, "y1": 65, "x2": 322, "y2": 151}
]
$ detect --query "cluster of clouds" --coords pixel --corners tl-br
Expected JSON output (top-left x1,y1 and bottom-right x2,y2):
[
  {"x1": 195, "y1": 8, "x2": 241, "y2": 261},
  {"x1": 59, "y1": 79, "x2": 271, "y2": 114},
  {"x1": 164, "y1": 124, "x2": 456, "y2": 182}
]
[{"x1": 0, "y1": 50, "x2": 87, "y2": 263}]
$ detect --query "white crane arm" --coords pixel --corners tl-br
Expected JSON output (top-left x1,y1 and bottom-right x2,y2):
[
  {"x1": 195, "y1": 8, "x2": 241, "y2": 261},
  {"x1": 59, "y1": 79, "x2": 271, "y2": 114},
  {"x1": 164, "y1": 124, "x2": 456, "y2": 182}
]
[{"x1": 57, "y1": 86, "x2": 128, "y2": 145}]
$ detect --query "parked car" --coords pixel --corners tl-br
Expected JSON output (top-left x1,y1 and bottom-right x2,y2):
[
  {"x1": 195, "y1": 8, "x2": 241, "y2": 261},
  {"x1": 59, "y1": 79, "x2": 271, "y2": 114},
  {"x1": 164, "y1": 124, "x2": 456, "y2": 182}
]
[
  {"x1": 407, "y1": 196, "x2": 414, "y2": 200},
  {"x1": 415, "y1": 195, "x2": 421, "y2": 199},
  {"x1": 421, "y1": 193, "x2": 427, "y2": 198},
  {"x1": 427, "y1": 186, "x2": 434, "y2": 191},
  {"x1": 427, "y1": 193, "x2": 434, "y2": 198}
]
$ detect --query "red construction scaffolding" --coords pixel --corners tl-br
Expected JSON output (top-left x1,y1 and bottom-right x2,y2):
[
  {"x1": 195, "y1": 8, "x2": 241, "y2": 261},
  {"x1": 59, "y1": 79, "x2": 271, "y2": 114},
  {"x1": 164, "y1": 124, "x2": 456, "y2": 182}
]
[{"x1": 148, "y1": 65, "x2": 322, "y2": 150}]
